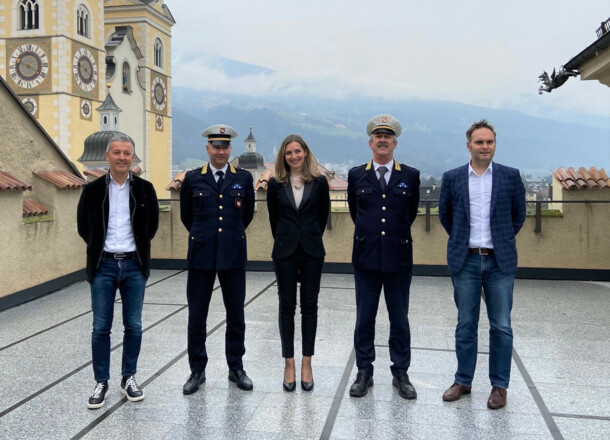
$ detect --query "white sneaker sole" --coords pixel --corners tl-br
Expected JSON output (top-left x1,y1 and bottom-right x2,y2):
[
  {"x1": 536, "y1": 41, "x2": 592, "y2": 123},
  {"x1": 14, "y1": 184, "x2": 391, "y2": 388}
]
[
  {"x1": 121, "y1": 387, "x2": 144, "y2": 402},
  {"x1": 87, "y1": 397, "x2": 106, "y2": 409}
]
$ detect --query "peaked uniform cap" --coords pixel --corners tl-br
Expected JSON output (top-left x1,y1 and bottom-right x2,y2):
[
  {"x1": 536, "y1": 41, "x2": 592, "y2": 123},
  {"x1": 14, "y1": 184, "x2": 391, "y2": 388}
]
[
  {"x1": 366, "y1": 114, "x2": 402, "y2": 138},
  {"x1": 202, "y1": 124, "x2": 238, "y2": 146}
]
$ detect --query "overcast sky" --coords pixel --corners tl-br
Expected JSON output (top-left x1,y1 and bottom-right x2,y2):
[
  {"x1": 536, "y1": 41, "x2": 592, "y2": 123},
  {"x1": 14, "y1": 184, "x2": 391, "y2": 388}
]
[{"x1": 169, "y1": 1, "x2": 610, "y2": 119}]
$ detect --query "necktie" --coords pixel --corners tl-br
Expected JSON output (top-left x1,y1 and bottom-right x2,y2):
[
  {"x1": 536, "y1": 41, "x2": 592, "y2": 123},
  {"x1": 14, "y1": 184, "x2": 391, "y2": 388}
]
[
  {"x1": 216, "y1": 170, "x2": 224, "y2": 190},
  {"x1": 378, "y1": 166, "x2": 388, "y2": 192}
]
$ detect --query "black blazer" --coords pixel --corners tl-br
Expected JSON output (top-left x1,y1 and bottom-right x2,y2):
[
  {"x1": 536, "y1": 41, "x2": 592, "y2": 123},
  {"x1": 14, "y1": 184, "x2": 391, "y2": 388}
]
[
  {"x1": 267, "y1": 175, "x2": 330, "y2": 259},
  {"x1": 77, "y1": 173, "x2": 159, "y2": 282}
]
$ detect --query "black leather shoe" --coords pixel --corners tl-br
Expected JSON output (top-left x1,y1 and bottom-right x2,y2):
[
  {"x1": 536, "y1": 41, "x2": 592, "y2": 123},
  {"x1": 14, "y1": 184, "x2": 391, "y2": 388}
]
[
  {"x1": 283, "y1": 380, "x2": 296, "y2": 392},
  {"x1": 392, "y1": 372, "x2": 417, "y2": 399},
  {"x1": 228, "y1": 370, "x2": 253, "y2": 391},
  {"x1": 183, "y1": 372, "x2": 205, "y2": 395},
  {"x1": 301, "y1": 379, "x2": 314, "y2": 392},
  {"x1": 349, "y1": 371, "x2": 373, "y2": 397},
  {"x1": 121, "y1": 375, "x2": 144, "y2": 402}
]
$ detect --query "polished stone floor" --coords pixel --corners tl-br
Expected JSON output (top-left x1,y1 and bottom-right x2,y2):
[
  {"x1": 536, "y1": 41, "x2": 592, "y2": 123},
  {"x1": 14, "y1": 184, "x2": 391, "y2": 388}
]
[{"x1": 0, "y1": 271, "x2": 608, "y2": 440}]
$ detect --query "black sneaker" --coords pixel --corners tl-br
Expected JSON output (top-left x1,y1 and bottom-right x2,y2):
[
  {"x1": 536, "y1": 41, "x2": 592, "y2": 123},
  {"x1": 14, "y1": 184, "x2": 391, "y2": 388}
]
[
  {"x1": 87, "y1": 381, "x2": 108, "y2": 409},
  {"x1": 120, "y1": 375, "x2": 144, "y2": 402}
]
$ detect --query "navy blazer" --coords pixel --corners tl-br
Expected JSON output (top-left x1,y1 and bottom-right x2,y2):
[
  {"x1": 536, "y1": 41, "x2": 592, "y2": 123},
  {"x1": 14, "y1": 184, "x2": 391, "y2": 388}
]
[
  {"x1": 438, "y1": 162, "x2": 526, "y2": 275},
  {"x1": 348, "y1": 160, "x2": 420, "y2": 273},
  {"x1": 180, "y1": 163, "x2": 255, "y2": 271},
  {"x1": 267, "y1": 175, "x2": 330, "y2": 259}
]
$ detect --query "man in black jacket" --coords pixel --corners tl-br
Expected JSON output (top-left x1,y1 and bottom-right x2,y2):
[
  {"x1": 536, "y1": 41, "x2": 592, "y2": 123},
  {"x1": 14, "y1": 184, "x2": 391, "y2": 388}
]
[{"x1": 77, "y1": 132, "x2": 159, "y2": 409}]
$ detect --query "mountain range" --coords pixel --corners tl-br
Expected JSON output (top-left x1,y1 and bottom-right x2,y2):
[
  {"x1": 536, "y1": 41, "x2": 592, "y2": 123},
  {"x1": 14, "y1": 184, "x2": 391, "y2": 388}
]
[{"x1": 171, "y1": 55, "x2": 609, "y2": 178}]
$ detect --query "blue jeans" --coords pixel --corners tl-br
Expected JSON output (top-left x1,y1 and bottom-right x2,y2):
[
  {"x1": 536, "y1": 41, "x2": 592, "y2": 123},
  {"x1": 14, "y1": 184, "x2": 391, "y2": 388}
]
[
  {"x1": 451, "y1": 254, "x2": 514, "y2": 389},
  {"x1": 90, "y1": 258, "x2": 147, "y2": 382}
]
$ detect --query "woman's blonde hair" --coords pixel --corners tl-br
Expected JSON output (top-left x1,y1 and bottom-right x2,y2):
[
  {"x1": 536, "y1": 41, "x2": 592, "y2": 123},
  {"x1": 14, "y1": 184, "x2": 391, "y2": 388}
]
[{"x1": 274, "y1": 134, "x2": 320, "y2": 185}]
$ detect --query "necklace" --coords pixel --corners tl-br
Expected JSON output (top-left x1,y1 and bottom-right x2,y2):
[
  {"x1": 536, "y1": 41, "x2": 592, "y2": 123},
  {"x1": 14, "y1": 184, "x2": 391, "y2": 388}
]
[{"x1": 290, "y1": 175, "x2": 303, "y2": 190}]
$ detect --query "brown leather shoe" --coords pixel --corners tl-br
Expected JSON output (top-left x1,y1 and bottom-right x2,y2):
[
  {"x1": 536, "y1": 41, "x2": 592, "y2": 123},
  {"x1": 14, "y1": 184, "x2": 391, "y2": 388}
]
[
  {"x1": 442, "y1": 383, "x2": 472, "y2": 402},
  {"x1": 487, "y1": 387, "x2": 507, "y2": 409}
]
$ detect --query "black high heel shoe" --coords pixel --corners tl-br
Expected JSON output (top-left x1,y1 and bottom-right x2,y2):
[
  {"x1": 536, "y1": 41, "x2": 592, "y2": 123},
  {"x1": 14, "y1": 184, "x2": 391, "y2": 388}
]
[
  {"x1": 283, "y1": 380, "x2": 296, "y2": 392},
  {"x1": 301, "y1": 379, "x2": 314, "y2": 392}
]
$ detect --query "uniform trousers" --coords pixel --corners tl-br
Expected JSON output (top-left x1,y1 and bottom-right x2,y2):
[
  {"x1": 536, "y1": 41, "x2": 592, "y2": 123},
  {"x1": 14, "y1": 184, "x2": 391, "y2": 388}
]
[
  {"x1": 186, "y1": 268, "x2": 246, "y2": 373},
  {"x1": 353, "y1": 267, "x2": 412, "y2": 376},
  {"x1": 274, "y1": 245, "x2": 324, "y2": 358}
]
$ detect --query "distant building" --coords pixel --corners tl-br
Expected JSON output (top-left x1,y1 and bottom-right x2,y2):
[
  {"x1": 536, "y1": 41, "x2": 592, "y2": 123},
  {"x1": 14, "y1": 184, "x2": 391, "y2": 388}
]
[{"x1": 0, "y1": 0, "x2": 175, "y2": 194}]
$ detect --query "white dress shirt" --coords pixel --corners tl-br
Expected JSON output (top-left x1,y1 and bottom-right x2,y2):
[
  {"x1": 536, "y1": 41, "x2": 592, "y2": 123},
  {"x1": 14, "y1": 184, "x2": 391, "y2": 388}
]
[
  {"x1": 209, "y1": 163, "x2": 229, "y2": 183},
  {"x1": 468, "y1": 162, "x2": 493, "y2": 249},
  {"x1": 373, "y1": 160, "x2": 393, "y2": 185},
  {"x1": 104, "y1": 174, "x2": 136, "y2": 252}
]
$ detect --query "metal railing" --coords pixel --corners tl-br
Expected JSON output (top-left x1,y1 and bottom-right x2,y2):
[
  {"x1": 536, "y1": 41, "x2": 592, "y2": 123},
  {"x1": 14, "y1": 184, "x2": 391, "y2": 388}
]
[{"x1": 158, "y1": 198, "x2": 610, "y2": 234}]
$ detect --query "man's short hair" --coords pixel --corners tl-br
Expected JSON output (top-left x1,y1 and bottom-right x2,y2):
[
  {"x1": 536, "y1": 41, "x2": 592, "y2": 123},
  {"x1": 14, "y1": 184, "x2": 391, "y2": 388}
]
[
  {"x1": 106, "y1": 132, "x2": 135, "y2": 153},
  {"x1": 466, "y1": 119, "x2": 496, "y2": 143}
]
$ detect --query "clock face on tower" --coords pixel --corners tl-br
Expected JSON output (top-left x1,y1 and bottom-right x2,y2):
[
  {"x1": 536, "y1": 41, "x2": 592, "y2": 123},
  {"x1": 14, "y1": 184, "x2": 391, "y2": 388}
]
[
  {"x1": 151, "y1": 77, "x2": 167, "y2": 111},
  {"x1": 8, "y1": 44, "x2": 49, "y2": 89},
  {"x1": 73, "y1": 48, "x2": 98, "y2": 92}
]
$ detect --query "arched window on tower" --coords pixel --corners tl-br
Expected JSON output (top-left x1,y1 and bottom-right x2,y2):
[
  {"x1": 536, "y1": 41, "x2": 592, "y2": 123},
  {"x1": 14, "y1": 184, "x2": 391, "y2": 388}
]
[
  {"x1": 19, "y1": 0, "x2": 39, "y2": 30},
  {"x1": 122, "y1": 62, "x2": 131, "y2": 93},
  {"x1": 154, "y1": 38, "x2": 163, "y2": 68},
  {"x1": 77, "y1": 5, "x2": 90, "y2": 38}
]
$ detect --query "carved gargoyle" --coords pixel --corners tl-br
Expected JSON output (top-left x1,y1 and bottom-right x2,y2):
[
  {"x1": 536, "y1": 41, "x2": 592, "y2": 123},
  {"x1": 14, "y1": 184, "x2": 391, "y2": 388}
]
[{"x1": 538, "y1": 68, "x2": 579, "y2": 94}]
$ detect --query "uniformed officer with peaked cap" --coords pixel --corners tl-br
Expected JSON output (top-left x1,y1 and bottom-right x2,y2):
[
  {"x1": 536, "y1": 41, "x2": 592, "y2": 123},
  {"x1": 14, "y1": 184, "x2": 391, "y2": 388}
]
[
  {"x1": 180, "y1": 124, "x2": 255, "y2": 394},
  {"x1": 347, "y1": 114, "x2": 420, "y2": 400}
]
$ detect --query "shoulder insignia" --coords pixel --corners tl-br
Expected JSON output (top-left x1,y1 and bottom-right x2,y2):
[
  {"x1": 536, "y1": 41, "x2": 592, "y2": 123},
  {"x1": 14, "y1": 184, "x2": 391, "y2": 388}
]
[
  {"x1": 394, "y1": 160, "x2": 401, "y2": 172},
  {"x1": 201, "y1": 163, "x2": 209, "y2": 175},
  {"x1": 365, "y1": 160, "x2": 373, "y2": 171},
  {"x1": 229, "y1": 163, "x2": 237, "y2": 174}
]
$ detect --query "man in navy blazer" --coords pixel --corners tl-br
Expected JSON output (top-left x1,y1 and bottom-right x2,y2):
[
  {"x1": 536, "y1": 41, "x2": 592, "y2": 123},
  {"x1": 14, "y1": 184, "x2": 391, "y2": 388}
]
[
  {"x1": 347, "y1": 114, "x2": 420, "y2": 399},
  {"x1": 439, "y1": 119, "x2": 526, "y2": 409}
]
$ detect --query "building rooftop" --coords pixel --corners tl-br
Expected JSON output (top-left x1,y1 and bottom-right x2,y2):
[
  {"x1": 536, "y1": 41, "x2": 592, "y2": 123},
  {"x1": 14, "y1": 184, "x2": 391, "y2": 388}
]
[{"x1": 0, "y1": 271, "x2": 608, "y2": 439}]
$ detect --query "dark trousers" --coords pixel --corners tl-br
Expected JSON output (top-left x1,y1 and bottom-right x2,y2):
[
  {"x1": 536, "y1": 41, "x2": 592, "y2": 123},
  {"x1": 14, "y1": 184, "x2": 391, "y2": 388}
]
[
  {"x1": 274, "y1": 246, "x2": 324, "y2": 358},
  {"x1": 353, "y1": 267, "x2": 412, "y2": 376},
  {"x1": 186, "y1": 268, "x2": 246, "y2": 373}
]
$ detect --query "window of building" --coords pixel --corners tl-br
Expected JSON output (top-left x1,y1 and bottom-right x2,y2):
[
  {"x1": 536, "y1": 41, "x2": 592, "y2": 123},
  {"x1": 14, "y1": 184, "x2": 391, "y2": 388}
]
[
  {"x1": 154, "y1": 38, "x2": 163, "y2": 68},
  {"x1": 77, "y1": 5, "x2": 90, "y2": 38},
  {"x1": 122, "y1": 62, "x2": 131, "y2": 92},
  {"x1": 19, "y1": 0, "x2": 39, "y2": 30}
]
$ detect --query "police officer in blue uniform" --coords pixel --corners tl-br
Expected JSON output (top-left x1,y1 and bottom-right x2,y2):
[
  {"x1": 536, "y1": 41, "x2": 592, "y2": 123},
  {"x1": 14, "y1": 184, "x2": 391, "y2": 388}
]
[
  {"x1": 347, "y1": 114, "x2": 420, "y2": 399},
  {"x1": 180, "y1": 124, "x2": 255, "y2": 394}
]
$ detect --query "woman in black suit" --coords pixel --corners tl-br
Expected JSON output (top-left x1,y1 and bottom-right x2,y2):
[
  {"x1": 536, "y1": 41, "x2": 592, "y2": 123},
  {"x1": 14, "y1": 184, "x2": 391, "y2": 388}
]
[{"x1": 267, "y1": 134, "x2": 330, "y2": 392}]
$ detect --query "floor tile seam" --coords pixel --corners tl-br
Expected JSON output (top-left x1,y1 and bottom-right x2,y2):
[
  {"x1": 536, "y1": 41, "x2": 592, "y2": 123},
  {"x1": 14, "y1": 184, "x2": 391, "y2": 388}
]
[
  {"x1": 0, "y1": 310, "x2": 92, "y2": 352},
  {"x1": 512, "y1": 347, "x2": 564, "y2": 440},
  {"x1": 319, "y1": 348, "x2": 356, "y2": 440},
  {"x1": 0, "y1": 305, "x2": 186, "y2": 420},
  {"x1": 69, "y1": 279, "x2": 277, "y2": 440},
  {"x1": 550, "y1": 413, "x2": 610, "y2": 421},
  {"x1": 0, "y1": 271, "x2": 187, "y2": 353}
]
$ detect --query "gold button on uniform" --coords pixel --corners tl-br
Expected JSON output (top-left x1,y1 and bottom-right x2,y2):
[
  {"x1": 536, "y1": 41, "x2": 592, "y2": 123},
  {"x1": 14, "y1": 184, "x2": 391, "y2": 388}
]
[
  {"x1": 382, "y1": 218, "x2": 386, "y2": 223},
  {"x1": 219, "y1": 195, "x2": 223, "y2": 199},
  {"x1": 219, "y1": 217, "x2": 223, "y2": 221},
  {"x1": 381, "y1": 231, "x2": 386, "y2": 236},
  {"x1": 382, "y1": 194, "x2": 386, "y2": 199},
  {"x1": 218, "y1": 228, "x2": 222, "y2": 232},
  {"x1": 382, "y1": 206, "x2": 387, "y2": 211},
  {"x1": 219, "y1": 205, "x2": 224, "y2": 210},
  {"x1": 199, "y1": 192, "x2": 202, "y2": 196}
]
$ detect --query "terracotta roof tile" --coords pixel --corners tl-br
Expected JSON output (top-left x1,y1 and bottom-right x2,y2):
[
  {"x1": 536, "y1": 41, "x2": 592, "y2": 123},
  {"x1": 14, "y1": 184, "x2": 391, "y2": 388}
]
[
  {"x1": 23, "y1": 199, "x2": 48, "y2": 217},
  {"x1": 317, "y1": 163, "x2": 348, "y2": 190},
  {"x1": 166, "y1": 170, "x2": 187, "y2": 191},
  {"x1": 35, "y1": 170, "x2": 87, "y2": 189},
  {"x1": 0, "y1": 170, "x2": 32, "y2": 191},
  {"x1": 255, "y1": 169, "x2": 273, "y2": 191},
  {"x1": 553, "y1": 167, "x2": 609, "y2": 190},
  {"x1": 83, "y1": 168, "x2": 108, "y2": 178}
]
